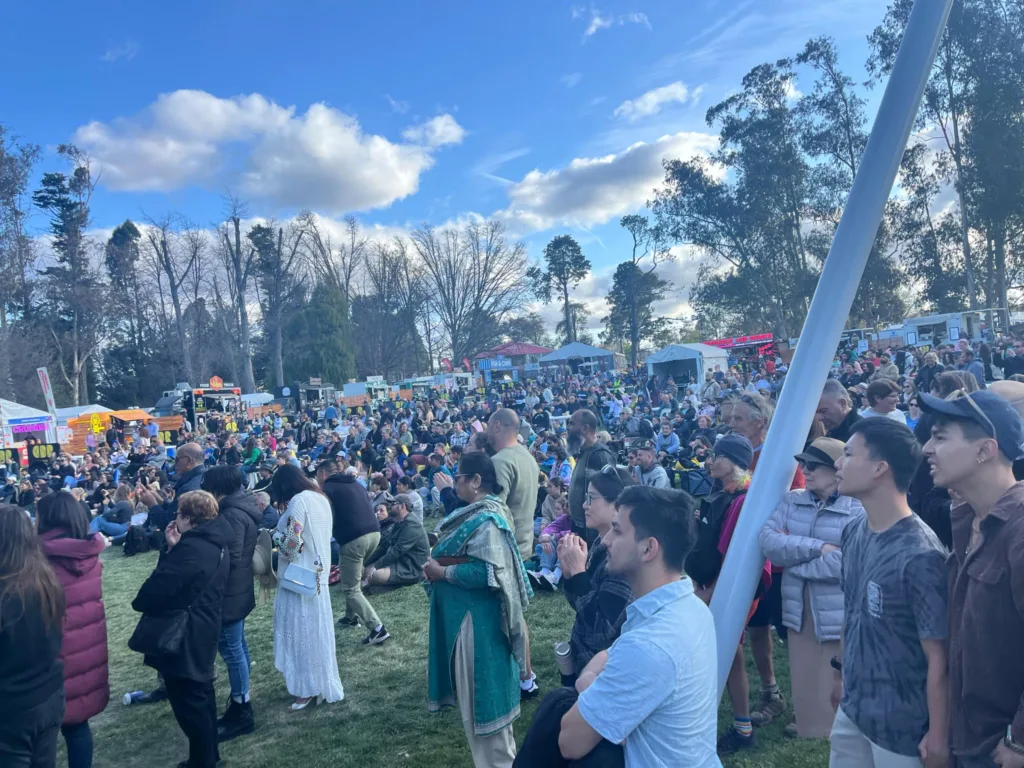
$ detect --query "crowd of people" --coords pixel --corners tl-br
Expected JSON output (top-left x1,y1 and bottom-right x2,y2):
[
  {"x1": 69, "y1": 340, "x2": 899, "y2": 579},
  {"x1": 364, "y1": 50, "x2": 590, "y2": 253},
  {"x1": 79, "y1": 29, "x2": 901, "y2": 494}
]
[{"x1": 0, "y1": 331, "x2": 1023, "y2": 767}]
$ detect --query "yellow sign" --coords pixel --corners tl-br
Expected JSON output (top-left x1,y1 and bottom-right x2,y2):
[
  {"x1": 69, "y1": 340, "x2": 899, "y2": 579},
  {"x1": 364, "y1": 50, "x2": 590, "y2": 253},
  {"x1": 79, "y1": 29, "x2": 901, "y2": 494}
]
[
  {"x1": 209, "y1": 376, "x2": 224, "y2": 390},
  {"x1": 90, "y1": 414, "x2": 103, "y2": 434},
  {"x1": 0, "y1": 448, "x2": 18, "y2": 463}
]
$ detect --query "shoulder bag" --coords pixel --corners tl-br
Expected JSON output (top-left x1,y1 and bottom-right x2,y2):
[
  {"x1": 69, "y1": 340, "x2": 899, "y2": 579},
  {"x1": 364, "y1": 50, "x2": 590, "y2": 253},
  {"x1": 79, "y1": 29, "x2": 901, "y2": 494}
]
[
  {"x1": 129, "y1": 548, "x2": 225, "y2": 657},
  {"x1": 279, "y1": 513, "x2": 324, "y2": 597}
]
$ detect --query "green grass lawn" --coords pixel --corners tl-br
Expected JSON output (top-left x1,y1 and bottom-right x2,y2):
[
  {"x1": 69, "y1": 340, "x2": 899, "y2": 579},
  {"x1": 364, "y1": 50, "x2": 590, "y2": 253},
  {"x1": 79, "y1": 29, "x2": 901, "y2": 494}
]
[{"x1": 86, "y1": 548, "x2": 829, "y2": 767}]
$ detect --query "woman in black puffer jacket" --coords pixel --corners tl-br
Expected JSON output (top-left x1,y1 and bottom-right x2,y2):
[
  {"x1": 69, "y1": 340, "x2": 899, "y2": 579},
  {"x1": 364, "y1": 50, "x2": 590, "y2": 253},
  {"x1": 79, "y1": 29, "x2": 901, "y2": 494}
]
[{"x1": 199, "y1": 465, "x2": 262, "y2": 742}]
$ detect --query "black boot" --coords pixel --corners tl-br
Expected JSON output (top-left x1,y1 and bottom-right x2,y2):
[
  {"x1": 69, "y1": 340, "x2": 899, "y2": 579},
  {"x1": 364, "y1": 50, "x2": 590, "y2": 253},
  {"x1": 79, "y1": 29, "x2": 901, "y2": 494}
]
[{"x1": 217, "y1": 699, "x2": 255, "y2": 743}]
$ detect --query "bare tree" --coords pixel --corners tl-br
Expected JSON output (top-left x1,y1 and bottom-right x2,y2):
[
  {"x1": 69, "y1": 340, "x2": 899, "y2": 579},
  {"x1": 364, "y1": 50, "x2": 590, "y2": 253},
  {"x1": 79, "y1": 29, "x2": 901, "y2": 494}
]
[
  {"x1": 146, "y1": 215, "x2": 199, "y2": 383},
  {"x1": 306, "y1": 213, "x2": 366, "y2": 304},
  {"x1": 352, "y1": 237, "x2": 423, "y2": 378},
  {"x1": 217, "y1": 195, "x2": 257, "y2": 393},
  {"x1": 412, "y1": 219, "x2": 531, "y2": 364},
  {"x1": 249, "y1": 218, "x2": 308, "y2": 387}
]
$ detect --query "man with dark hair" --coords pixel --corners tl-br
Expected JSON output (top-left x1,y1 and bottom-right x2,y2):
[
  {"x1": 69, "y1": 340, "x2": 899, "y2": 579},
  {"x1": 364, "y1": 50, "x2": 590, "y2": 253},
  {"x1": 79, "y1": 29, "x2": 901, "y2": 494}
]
[
  {"x1": 567, "y1": 409, "x2": 617, "y2": 542},
  {"x1": 518, "y1": 486, "x2": 720, "y2": 767},
  {"x1": 362, "y1": 493, "x2": 430, "y2": 588},
  {"x1": 199, "y1": 465, "x2": 262, "y2": 741},
  {"x1": 316, "y1": 458, "x2": 389, "y2": 645},
  {"x1": 830, "y1": 417, "x2": 949, "y2": 768},
  {"x1": 920, "y1": 390, "x2": 1024, "y2": 768}
]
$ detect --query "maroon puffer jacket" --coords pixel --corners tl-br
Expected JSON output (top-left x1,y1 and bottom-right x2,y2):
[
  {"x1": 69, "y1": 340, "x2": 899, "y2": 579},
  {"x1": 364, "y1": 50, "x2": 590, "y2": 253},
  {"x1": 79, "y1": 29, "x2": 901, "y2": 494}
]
[{"x1": 39, "y1": 529, "x2": 110, "y2": 724}]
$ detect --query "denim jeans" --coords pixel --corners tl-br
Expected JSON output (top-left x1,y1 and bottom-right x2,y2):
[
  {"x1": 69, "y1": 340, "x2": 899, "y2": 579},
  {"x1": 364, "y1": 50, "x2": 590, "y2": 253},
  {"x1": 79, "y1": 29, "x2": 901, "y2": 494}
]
[
  {"x1": 61, "y1": 721, "x2": 93, "y2": 768},
  {"x1": 88, "y1": 517, "x2": 130, "y2": 537},
  {"x1": 218, "y1": 620, "x2": 251, "y2": 702},
  {"x1": 534, "y1": 542, "x2": 558, "y2": 571}
]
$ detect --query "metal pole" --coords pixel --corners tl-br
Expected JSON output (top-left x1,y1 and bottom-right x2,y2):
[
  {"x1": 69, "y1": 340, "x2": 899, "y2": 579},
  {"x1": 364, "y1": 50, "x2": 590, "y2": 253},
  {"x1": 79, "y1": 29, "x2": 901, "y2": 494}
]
[{"x1": 709, "y1": 0, "x2": 955, "y2": 696}]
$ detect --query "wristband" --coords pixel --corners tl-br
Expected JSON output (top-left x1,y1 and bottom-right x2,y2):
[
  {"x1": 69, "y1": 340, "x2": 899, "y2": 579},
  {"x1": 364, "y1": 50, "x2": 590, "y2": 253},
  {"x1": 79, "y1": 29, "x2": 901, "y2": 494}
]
[{"x1": 830, "y1": 656, "x2": 843, "y2": 673}]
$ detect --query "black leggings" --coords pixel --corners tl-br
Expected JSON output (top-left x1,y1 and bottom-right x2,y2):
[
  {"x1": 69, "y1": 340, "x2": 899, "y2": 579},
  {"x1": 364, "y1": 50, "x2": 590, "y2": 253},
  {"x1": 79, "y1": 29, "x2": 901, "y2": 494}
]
[{"x1": 514, "y1": 687, "x2": 624, "y2": 768}]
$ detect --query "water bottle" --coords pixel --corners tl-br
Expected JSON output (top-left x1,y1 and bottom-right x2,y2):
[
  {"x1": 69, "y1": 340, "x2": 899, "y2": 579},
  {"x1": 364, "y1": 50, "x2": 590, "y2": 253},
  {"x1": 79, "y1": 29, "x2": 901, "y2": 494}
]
[{"x1": 122, "y1": 691, "x2": 146, "y2": 706}]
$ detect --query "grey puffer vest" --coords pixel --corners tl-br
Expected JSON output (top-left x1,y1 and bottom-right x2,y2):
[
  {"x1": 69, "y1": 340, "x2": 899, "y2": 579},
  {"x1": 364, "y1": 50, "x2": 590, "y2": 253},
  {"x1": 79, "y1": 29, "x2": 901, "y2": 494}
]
[{"x1": 758, "y1": 489, "x2": 865, "y2": 642}]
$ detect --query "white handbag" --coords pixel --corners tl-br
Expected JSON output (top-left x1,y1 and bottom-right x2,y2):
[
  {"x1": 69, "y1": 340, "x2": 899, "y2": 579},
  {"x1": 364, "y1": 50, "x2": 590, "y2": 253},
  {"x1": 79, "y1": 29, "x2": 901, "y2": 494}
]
[{"x1": 278, "y1": 517, "x2": 323, "y2": 597}]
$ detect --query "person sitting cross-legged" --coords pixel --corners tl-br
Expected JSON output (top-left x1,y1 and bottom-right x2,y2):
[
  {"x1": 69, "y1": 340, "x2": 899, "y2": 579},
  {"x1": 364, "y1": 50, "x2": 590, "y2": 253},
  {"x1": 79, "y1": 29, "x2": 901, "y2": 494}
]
[
  {"x1": 514, "y1": 486, "x2": 722, "y2": 768},
  {"x1": 363, "y1": 493, "x2": 430, "y2": 588}
]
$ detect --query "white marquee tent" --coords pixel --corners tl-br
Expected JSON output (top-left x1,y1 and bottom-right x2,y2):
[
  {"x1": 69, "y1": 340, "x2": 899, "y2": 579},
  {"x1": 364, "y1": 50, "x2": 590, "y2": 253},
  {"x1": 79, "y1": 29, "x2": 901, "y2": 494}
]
[{"x1": 646, "y1": 343, "x2": 729, "y2": 384}]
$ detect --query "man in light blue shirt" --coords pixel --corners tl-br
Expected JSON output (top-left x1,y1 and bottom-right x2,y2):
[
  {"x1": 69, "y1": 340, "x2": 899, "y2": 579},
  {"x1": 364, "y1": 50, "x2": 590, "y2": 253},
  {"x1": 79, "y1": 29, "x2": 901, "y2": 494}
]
[{"x1": 514, "y1": 486, "x2": 721, "y2": 768}]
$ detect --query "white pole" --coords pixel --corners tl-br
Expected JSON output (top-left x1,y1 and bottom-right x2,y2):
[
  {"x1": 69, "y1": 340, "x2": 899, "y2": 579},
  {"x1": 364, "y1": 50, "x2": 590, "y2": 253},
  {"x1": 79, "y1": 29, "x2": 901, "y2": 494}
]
[{"x1": 709, "y1": 0, "x2": 955, "y2": 695}]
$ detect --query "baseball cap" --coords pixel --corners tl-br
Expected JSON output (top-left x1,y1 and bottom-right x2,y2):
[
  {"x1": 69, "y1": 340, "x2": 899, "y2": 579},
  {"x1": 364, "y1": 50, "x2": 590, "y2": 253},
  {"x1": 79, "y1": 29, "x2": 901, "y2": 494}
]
[
  {"x1": 713, "y1": 433, "x2": 754, "y2": 471},
  {"x1": 392, "y1": 492, "x2": 417, "y2": 509},
  {"x1": 919, "y1": 390, "x2": 1024, "y2": 461},
  {"x1": 794, "y1": 437, "x2": 845, "y2": 469}
]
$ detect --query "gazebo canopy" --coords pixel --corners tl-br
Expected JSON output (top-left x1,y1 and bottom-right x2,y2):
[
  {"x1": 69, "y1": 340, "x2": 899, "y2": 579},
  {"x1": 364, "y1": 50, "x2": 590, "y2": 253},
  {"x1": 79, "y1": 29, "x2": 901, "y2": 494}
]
[
  {"x1": 539, "y1": 342, "x2": 616, "y2": 363},
  {"x1": 0, "y1": 398, "x2": 53, "y2": 424},
  {"x1": 56, "y1": 404, "x2": 112, "y2": 423}
]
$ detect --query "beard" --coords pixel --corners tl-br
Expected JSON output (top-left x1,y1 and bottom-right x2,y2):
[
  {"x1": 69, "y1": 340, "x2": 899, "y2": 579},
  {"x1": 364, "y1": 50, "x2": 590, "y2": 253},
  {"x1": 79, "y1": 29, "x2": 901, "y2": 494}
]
[{"x1": 566, "y1": 431, "x2": 583, "y2": 455}]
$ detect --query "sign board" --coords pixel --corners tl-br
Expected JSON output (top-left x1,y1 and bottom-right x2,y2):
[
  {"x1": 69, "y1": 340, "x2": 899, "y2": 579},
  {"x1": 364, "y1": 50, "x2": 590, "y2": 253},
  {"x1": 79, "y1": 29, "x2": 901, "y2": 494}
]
[
  {"x1": 905, "y1": 331, "x2": 918, "y2": 346},
  {"x1": 857, "y1": 339, "x2": 870, "y2": 353},
  {"x1": 949, "y1": 326, "x2": 960, "y2": 341},
  {"x1": 703, "y1": 333, "x2": 774, "y2": 350},
  {"x1": 57, "y1": 426, "x2": 72, "y2": 443},
  {"x1": 208, "y1": 376, "x2": 224, "y2": 390},
  {"x1": 158, "y1": 429, "x2": 179, "y2": 445},
  {"x1": 36, "y1": 367, "x2": 58, "y2": 419},
  {"x1": 90, "y1": 414, "x2": 104, "y2": 433},
  {"x1": 28, "y1": 443, "x2": 59, "y2": 461},
  {"x1": 281, "y1": 387, "x2": 291, "y2": 397},
  {"x1": 479, "y1": 358, "x2": 513, "y2": 371},
  {"x1": 309, "y1": 377, "x2": 322, "y2": 387},
  {"x1": 367, "y1": 375, "x2": 385, "y2": 383},
  {"x1": 0, "y1": 447, "x2": 20, "y2": 464}
]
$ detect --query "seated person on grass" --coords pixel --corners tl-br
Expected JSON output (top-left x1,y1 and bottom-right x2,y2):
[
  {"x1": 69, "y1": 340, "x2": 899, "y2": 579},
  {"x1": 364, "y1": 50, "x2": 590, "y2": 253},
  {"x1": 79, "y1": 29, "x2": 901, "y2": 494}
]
[
  {"x1": 515, "y1": 486, "x2": 720, "y2": 768},
  {"x1": 363, "y1": 493, "x2": 430, "y2": 587}
]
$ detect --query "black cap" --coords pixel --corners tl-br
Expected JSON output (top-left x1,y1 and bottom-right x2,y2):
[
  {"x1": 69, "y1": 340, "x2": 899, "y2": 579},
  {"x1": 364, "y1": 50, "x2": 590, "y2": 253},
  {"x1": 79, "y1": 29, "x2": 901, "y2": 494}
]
[{"x1": 919, "y1": 391, "x2": 1024, "y2": 462}]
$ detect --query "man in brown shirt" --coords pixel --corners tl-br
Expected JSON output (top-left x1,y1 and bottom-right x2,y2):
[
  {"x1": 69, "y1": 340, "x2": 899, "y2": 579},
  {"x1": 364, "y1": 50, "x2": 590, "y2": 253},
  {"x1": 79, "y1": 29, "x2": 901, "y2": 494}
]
[{"x1": 920, "y1": 390, "x2": 1024, "y2": 768}]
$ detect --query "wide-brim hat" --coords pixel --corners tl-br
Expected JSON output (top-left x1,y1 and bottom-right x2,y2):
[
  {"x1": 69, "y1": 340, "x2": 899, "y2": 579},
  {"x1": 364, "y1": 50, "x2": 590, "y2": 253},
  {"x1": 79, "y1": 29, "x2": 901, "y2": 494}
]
[
  {"x1": 794, "y1": 437, "x2": 845, "y2": 469},
  {"x1": 253, "y1": 529, "x2": 277, "y2": 602}
]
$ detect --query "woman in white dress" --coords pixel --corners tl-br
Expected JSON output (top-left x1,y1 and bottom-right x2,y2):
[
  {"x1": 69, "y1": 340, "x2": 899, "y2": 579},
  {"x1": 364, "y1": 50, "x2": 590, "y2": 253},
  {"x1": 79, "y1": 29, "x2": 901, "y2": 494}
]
[{"x1": 268, "y1": 465, "x2": 344, "y2": 710}]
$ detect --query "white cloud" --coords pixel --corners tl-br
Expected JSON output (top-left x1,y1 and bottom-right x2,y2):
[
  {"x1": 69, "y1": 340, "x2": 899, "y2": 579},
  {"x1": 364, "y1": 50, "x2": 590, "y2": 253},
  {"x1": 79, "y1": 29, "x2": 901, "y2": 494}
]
[
  {"x1": 384, "y1": 94, "x2": 409, "y2": 114},
  {"x1": 73, "y1": 90, "x2": 466, "y2": 214},
  {"x1": 574, "y1": 6, "x2": 652, "y2": 40},
  {"x1": 561, "y1": 72, "x2": 584, "y2": 88},
  {"x1": 614, "y1": 81, "x2": 690, "y2": 121},
  {"x1": 690, "y1": 85, "x2": 706, "y2": 107},
  {"x1": 101, "y1": 41, "x2": 138, "y2": 63},
  {"x1": 784, "y1": 80, "x2": 802, "y2": 102},
  {"x1": 498, "y1": 131, "x2": 719, "y2": 232},
  {"x1": 401, "y1": 114, "x2": 466, "y2": 148}
]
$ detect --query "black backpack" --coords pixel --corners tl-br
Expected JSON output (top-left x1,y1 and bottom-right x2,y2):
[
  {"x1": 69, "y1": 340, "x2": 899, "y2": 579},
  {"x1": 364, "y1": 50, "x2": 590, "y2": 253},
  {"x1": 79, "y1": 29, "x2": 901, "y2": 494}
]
[
  {"x1": 637, "y1": 419, "x2": 655, "y2": 440},
  {"x1": 123, "y1": 525, "x2": 151, "y2": 557}
]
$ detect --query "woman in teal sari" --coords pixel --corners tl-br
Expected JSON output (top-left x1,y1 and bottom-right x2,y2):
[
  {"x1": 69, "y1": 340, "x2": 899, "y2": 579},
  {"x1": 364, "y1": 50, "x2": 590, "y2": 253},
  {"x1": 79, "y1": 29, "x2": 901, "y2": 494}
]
[{"x1": 423, "y1": 452, "x2": 532, "y2": 768}]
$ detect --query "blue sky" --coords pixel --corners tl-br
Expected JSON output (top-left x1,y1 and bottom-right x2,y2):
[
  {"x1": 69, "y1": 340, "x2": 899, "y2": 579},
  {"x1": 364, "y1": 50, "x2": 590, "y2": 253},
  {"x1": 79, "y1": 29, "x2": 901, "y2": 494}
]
[{"x1": 3, "y1": 0, "x2": 892, "y2": 330}]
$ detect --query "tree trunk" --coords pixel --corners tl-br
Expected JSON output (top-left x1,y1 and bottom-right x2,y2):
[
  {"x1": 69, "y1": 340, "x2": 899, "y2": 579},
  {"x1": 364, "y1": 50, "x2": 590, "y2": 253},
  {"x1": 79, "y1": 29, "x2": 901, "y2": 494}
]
[
  {"x1": 995, "y1": 225, "x2": 1009, "y2": 329},
  {"x1": 946, "y1": 61, "x2": 976, "y2": 309},
  {"x1": 985, "y1": 235, "x2": 995, "y2": 329},
  {"x1": 562, "y1": 284, "x2": 573, "y2": 344},
  {"x1": 231, "y1": 219, "x2": 256, "y2": 394}
]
